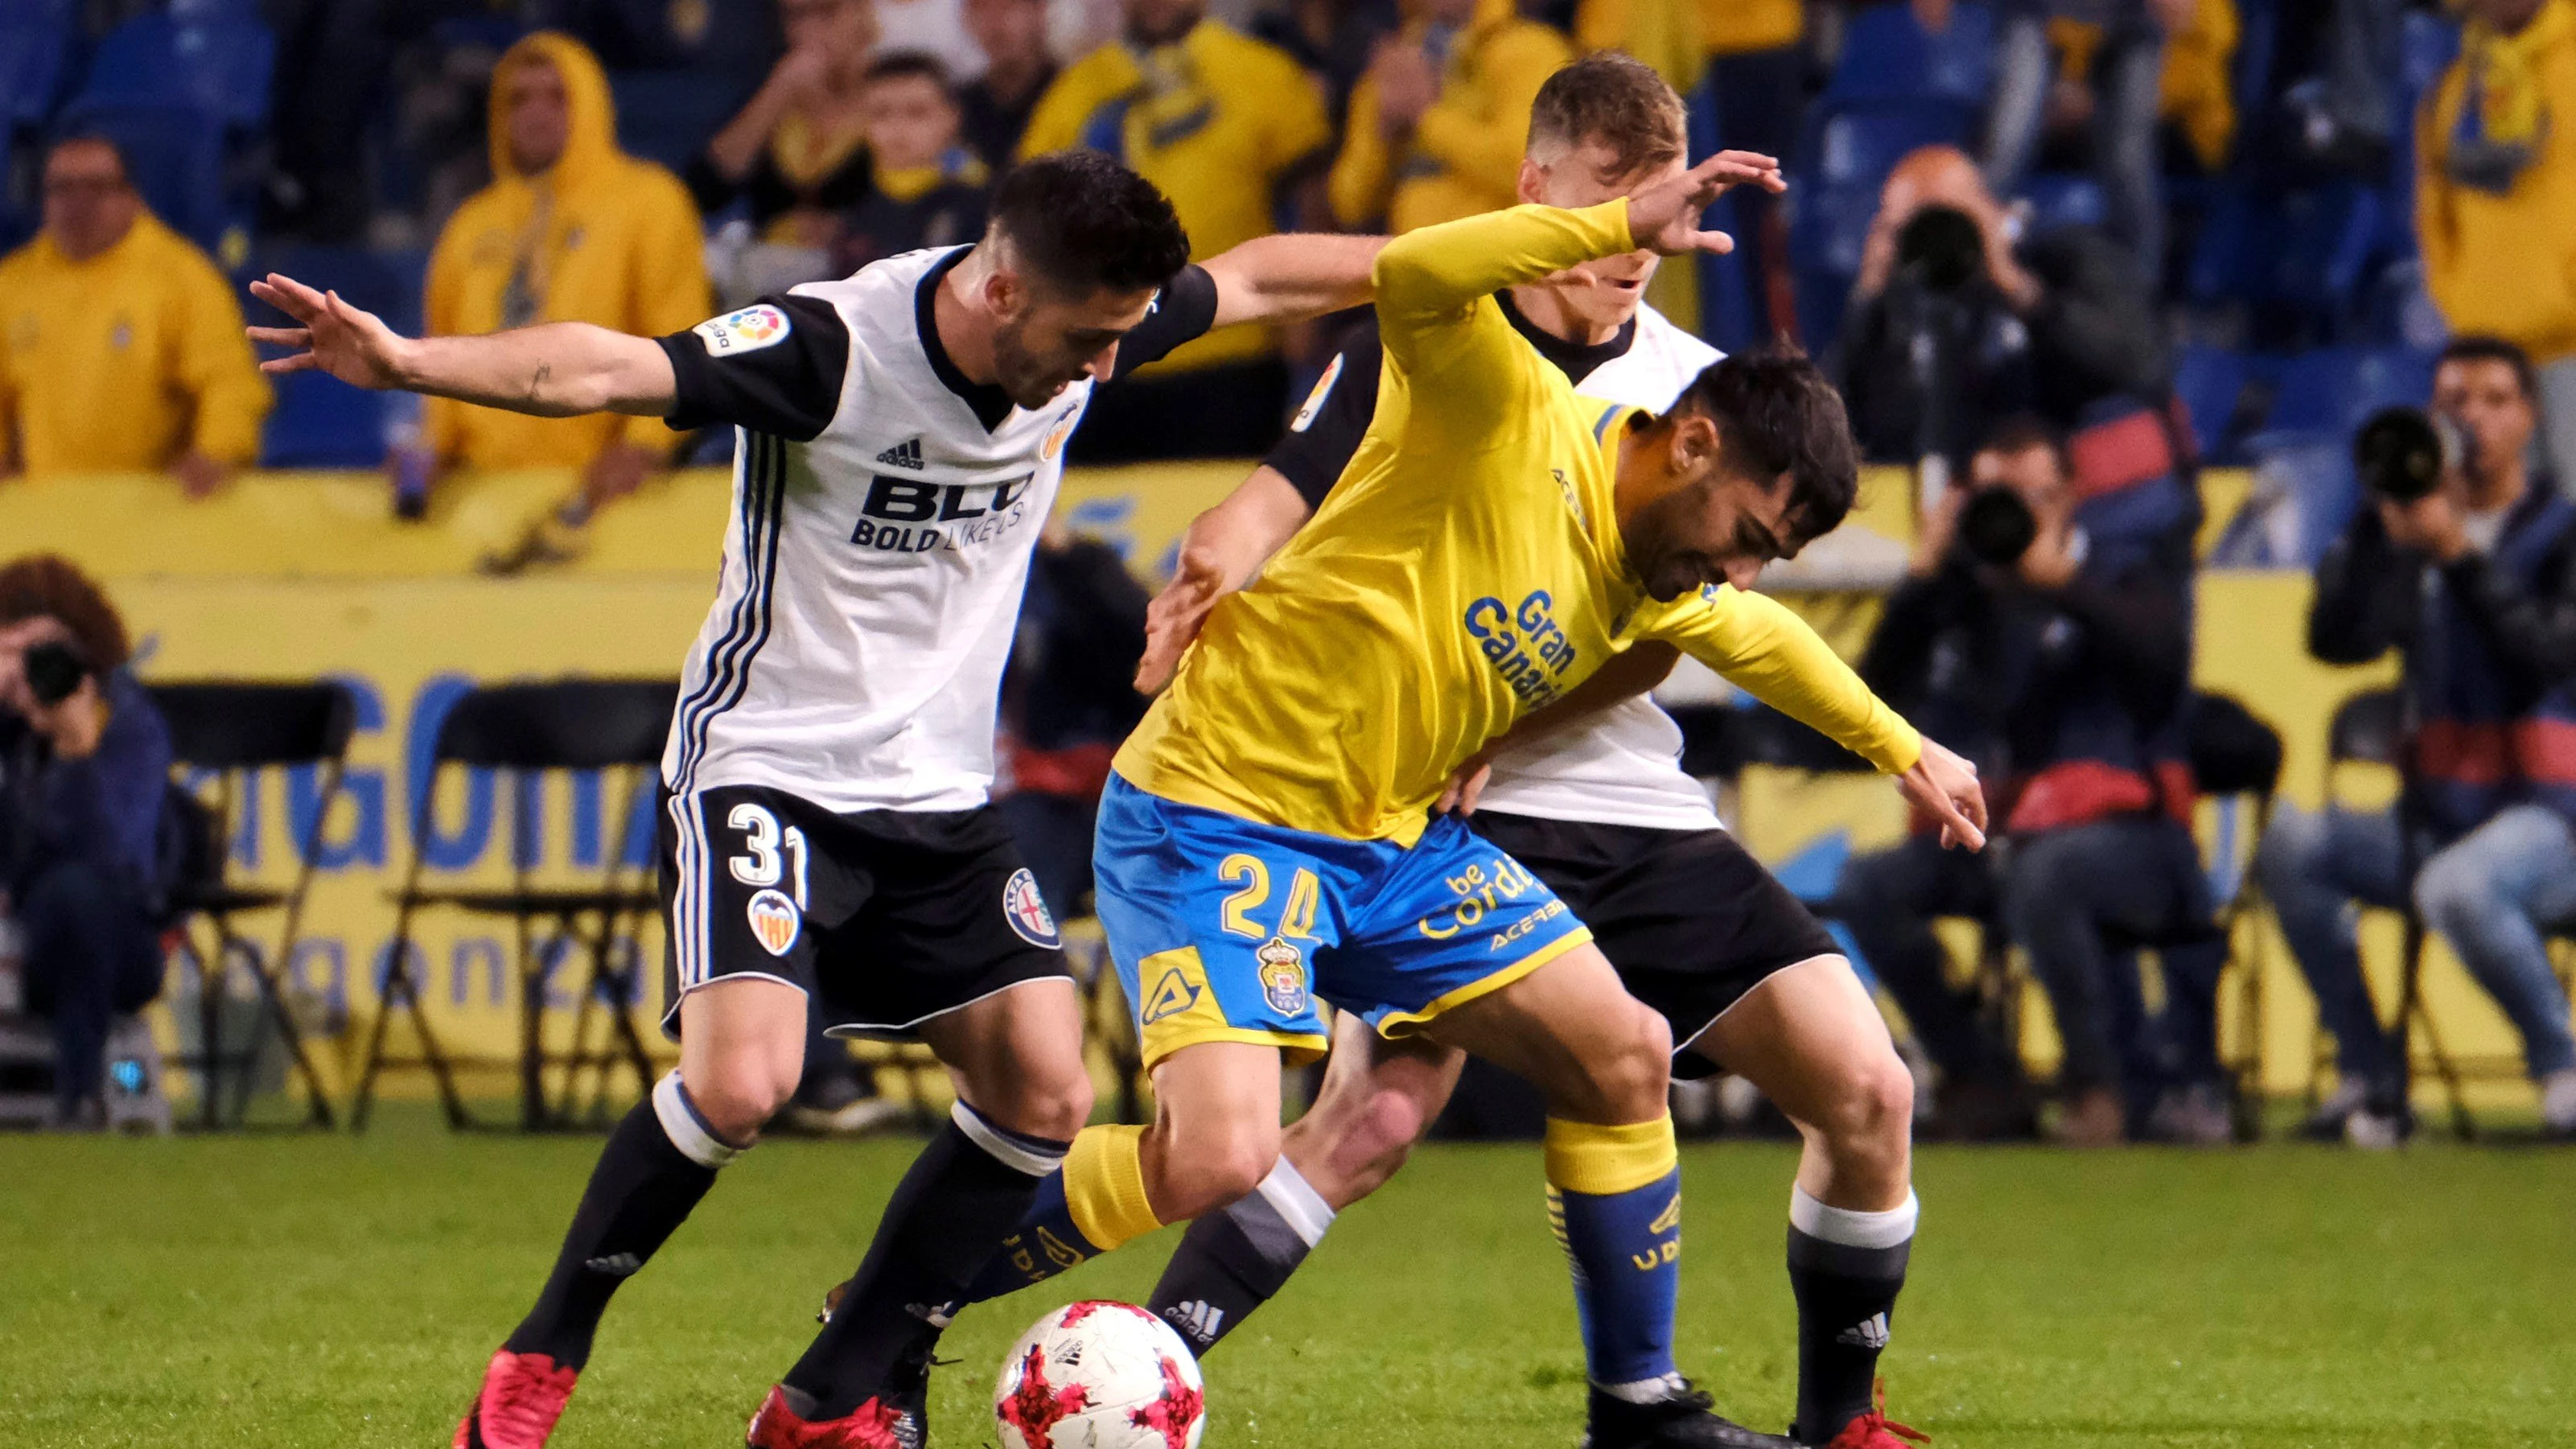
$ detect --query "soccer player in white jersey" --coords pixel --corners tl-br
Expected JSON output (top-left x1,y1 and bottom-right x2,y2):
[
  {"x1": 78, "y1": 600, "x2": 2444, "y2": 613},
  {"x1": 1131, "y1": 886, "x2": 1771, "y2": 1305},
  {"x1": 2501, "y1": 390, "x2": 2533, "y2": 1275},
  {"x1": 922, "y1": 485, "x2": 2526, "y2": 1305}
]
[
  {"x1": 249, "y1": 151, "x2": 1385, "y2": 1449},
  {"x1": 941, "y1": 59, "x2": 1944, "y2": 1449}
]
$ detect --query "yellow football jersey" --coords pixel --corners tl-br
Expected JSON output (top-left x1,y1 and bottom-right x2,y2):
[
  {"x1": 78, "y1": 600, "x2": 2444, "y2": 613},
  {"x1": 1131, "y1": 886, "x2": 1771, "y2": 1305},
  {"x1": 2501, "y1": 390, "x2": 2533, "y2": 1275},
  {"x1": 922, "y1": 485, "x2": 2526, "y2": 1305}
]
[{"x1": 1115, "y1": 198, "x2": 1920, "y2": 843}]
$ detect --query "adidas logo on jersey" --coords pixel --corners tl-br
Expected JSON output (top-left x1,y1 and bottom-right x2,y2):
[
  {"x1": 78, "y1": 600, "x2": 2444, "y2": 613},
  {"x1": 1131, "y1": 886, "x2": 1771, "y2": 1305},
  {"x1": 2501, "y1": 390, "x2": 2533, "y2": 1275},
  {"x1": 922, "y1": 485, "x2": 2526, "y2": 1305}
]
[
  {"x1": 1836, "y1": 1312, "x2": 1891, "y2": 1349},
  {"x1": 583, "y1": 1252, "x2": 644, "y2": 1277},
  {"x1": 1164, "y1": 1300, "x2": 1225, "y2": 1346},
  {"x1": 875, "y1": 437, "x2": 925, "y2": 469}
]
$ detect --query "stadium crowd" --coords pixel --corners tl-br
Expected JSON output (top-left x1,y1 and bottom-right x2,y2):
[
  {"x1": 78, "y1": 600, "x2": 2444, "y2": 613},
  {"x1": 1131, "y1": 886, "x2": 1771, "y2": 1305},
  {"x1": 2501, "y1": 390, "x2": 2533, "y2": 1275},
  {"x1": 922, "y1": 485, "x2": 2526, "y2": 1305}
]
[{"x1": 2, "y1": 0, "x2": 2575, "y2": 1151}]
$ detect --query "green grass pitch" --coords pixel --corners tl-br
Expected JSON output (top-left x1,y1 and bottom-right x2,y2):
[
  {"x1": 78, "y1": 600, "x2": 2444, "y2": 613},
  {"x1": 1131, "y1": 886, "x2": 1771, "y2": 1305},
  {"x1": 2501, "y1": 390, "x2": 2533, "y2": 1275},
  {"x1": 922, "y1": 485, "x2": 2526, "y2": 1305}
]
[{"x1": 3, "y1": 1122, "x2": 2571, "y2": 1447}]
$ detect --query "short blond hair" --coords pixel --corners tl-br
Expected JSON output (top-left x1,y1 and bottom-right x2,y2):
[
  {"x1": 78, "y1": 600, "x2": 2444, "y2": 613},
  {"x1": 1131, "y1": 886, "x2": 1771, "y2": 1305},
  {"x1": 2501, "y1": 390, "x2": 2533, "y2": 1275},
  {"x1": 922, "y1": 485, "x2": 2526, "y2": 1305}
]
[{"x1": 1526, "y1": 52, "x2": 1686, "y2": 179}]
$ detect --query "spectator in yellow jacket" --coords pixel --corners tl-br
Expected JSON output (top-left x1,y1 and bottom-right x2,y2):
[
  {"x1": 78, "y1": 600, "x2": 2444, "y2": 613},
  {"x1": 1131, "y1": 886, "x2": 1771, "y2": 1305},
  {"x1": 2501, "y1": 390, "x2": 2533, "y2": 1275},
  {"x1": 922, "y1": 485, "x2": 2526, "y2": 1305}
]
[
  {"x1": 0, "y1": 135, "x2": 270, "y2": 498},
  {"x1": 2421, "y1": 0, "x2": 2576, "y2": 488},
  {"x1": 413, "y1": 31, "x2": 711, "y2": 570},
  {"x1": 1019, "y1": 0, "x2": 1332, "y2": 459},
  {"x1": 1332, "y1": 0, "x2": 1572, "y2": 235}
]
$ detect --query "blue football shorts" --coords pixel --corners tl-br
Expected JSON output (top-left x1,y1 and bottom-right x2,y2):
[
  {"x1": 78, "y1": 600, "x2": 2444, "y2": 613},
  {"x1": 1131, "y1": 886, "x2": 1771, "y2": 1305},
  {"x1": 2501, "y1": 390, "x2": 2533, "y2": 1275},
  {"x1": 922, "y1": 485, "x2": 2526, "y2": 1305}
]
[{"x1": 1091, "y1": 773, "x2": 1595, "y2": 1068}]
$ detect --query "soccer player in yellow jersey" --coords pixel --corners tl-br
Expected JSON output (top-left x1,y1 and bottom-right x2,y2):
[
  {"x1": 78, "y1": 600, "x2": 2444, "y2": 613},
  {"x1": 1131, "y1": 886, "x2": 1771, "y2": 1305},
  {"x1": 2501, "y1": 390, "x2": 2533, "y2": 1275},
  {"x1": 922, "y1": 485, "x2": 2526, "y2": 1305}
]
[{"x1": 975, "y1": 154, "x2": 1985, "y2": 1447}]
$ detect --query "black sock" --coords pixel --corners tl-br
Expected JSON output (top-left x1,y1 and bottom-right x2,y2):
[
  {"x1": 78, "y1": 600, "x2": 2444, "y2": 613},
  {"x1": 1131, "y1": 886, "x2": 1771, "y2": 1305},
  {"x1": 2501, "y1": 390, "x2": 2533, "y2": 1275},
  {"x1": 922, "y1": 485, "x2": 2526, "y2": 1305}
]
[
  {"x1": 784, "y1": 1103, "x2": 1069, "y2": 1418},
  {"x1": 1143, "y1": 1158, "x2": 1334, "y2": 1353},
  {"x1": 504, "y1": 1074, "x2": 737, "y2": 1368},
  {"x1": 1785, "y1": 1201, "x2": 1914, "y2": 1442}
]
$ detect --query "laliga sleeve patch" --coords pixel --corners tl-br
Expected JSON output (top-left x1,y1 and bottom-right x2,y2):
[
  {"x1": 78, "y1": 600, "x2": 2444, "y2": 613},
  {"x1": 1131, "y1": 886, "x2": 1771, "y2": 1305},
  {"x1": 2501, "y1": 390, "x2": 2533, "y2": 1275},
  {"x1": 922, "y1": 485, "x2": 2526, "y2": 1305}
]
[
  {"x1": 694, "y1": 304, "x2": 792, "y2": 356},
  {"x1": 746, "y1": 888, "x2": 802, "y2": 956},
  {"x1": 1288, "y1": 352, "x2": 1343, "y2": 433},
  {"x1": 1002, "y1": 867, "x2": 1062, "y2": 949}
]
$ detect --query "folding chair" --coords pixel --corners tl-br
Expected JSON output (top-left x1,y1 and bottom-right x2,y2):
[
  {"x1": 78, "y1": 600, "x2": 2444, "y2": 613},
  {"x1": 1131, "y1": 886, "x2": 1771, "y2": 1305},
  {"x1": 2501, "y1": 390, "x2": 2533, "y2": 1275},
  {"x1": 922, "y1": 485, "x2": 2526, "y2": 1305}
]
[
  {"x1": 2319, "y1": 685, "x2": 2478, "y2": 1137},
  {"x1": 352, "y1": 680, "x2": 677, "y2": 1133},
  {"x1": 2182, "y1": 691, "x2": 2283, "y2": 1136},
  {"x1": 150, "y1": 681, "x2": 354, "y2": 1130}
]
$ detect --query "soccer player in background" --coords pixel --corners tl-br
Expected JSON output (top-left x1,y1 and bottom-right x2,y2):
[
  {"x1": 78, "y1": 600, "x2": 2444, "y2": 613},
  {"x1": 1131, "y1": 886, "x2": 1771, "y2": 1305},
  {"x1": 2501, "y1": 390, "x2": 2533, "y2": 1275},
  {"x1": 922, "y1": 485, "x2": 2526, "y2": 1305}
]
[
  {"x1": 952, "y1": 152, "x2": 1985, "y2": 1447},
  {"x1": 1122, "y1": 54, "x2": 1948, "y2": 1449},
  {"x1": 249, "y1": 150, "x2": 1385, "y2": 1449}
]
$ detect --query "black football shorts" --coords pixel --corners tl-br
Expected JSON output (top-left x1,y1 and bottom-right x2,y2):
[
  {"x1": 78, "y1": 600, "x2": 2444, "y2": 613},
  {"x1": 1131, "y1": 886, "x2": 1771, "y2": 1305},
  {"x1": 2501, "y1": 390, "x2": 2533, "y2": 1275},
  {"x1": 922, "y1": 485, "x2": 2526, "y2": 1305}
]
[
  {"x1": 1464, "y1": 811, "x2": 1842, "y2": 1078},
  {"x1": 658, "y1": 784, "x2": 1073, "y2": 1039}
]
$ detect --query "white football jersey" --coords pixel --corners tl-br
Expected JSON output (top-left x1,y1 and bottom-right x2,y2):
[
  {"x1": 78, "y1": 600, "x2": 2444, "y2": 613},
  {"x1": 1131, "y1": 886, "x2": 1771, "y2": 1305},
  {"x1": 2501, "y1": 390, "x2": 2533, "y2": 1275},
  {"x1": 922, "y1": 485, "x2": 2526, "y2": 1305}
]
[
  {"x1": 1478, "y1": 303, "x2": 1727, "y2": 830},
  {"x1": 654, "y1": 247, "x2": 1217, "y2": 813}
]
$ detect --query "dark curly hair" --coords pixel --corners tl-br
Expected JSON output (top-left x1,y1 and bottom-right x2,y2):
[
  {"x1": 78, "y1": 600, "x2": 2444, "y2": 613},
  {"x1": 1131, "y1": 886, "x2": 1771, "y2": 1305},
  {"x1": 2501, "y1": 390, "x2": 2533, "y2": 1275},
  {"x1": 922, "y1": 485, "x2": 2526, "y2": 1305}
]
[
  {"x1": 1667, "y1": 344, "x2": 1860, "y2": 547},
  {"x1": 988, "y1": 150, "x2": 1192, "y2": 295},
  {"x1": 0, "y1": 553, "x2": 130, "y2": 672}
]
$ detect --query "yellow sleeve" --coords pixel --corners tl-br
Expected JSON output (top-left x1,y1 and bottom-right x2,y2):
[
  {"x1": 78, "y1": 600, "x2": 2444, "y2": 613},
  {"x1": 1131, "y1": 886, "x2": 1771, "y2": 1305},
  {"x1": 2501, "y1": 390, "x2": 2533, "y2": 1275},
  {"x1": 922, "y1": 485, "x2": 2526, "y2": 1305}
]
[
  {"x1": 175, "y1": 252, "x2": 272, "y2": 465},
  {"x1": 1260, "y1": 53, "x2": 1334, "y2": 177},
  {"x1": 419, "y1": 220, "x2": 468, "y2": 463},
  {"x1": 1633, "y1": 585, "x2": 1923, "y2": 773},
  {"x1": 1373, "y1": 197, "x2": 1633, "y2": 414},
  {"x1": 1412, "y1": 26, "x2": 1572, "y2": 201},
  {"x1": 1329, "y1": 77, "x2": 1396, "y2": 228},
  {"x1": 1575, "y1": 0, "x2": 1632, "y2": 53},
  {"x1": 2418, "y1": 68, "x2": 2466, "y2": 324},
  {"x1": 1018, "y1": 53, "x2": 1122, "y2": 160},
  {"x1": 618, "y1": 172, "x2": 713, "y2": 455},
  {"x1": 0, "y1": 268, "x2": 19, "y2": 470}
]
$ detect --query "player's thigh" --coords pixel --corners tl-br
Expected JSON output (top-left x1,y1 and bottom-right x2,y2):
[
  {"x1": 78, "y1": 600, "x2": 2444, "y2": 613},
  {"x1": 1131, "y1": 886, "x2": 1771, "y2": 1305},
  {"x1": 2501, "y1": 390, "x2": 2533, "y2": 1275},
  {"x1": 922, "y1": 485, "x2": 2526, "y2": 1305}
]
[
  {"x1": 918, "y1": 975, "x2": 1091, "y2": 1141},
  {"x1": 1418, "y1": 941, "x2": 1673, "y2": 1126},
  {"x1": 1287, "y1": 1011, "x2": 1466, "y2": 1207},
  {"x1": 1697, "y1": 954, "x2": 1912, "y2": 1143}
]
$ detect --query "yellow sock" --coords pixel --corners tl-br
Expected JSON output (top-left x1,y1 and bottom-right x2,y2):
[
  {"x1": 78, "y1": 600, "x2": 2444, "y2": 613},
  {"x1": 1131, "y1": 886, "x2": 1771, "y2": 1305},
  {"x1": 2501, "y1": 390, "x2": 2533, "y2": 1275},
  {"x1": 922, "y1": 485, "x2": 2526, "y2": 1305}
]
[
  {"x1": 1063, "y1": 1123, "x2": 1162, "y2": 1250},
  {"x1": 1542, "y1": 1115, "x2": 1678, "y2": 1196}
]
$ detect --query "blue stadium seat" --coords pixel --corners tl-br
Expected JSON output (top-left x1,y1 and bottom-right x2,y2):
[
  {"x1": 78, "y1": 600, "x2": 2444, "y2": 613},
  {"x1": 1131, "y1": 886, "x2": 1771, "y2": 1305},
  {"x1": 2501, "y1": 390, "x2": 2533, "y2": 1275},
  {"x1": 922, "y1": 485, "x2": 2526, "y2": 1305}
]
[
  {"x1": 2381, "y1": 10, "x2": 2463, "y2": 261},
  {"x1": 72, "y1": 8, "x2": 274, "y2": 133},
  {"x1": 2188, "y1": 181, "x2": 2383, "y2": 340},
  {"x1": 1826, "y1": 1, "x2": 1995, "y2": 104},
  {"x1": 0, "y1": 8, "x2": 74, "y2": 132},
  {"x1": 610, "y1": 69, "x2": 754, "y2": 175},
  {"x1": 2018, "y1": 171, "x2": 2107, "y2": 234},
  {"x1": 2172, "y1": 345, "x2": 2257, "y2": 464},
  {"x1": 2255, "y1": 345, "x2": 2434, "y2": 442},
  {"x1": 253, "y1": 245, "x2": 427, "y2": 467}
]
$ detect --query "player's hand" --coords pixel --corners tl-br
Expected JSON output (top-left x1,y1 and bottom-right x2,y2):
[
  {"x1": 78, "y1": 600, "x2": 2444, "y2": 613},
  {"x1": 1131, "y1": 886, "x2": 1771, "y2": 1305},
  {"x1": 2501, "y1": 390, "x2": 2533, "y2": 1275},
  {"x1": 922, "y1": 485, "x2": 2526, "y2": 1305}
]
[
  {"x1": 249, "y1": 274, "x2": 414, "y2": 391},
  {"x1": 1434, "y1": 757, "x2": 1492, "y2": 816},
  {"x1": 1899, "y1": 736, "x2": 1987, "y2": 850},
  {"x1": 1134, "y1": 545, "x2": 1229, "y2": 695},
  {"x1": 1625, "y1": 150, "x2": 1787, "y2": 257}
]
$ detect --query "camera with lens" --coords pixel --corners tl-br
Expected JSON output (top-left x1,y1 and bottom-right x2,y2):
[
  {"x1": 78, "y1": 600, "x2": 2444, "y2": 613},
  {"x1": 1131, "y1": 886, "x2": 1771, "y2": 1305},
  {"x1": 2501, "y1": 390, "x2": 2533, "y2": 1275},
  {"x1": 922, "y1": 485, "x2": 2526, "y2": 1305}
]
[
  {"x1": 1894, "y1": 206, "x2": 1987, "y2": 295},
  {"x1": 2352, "y1": 405, "x2": 2464, "y2": 503},
  {"x1": 1957, "y1": 485, "x2": 2039, "y2": 567},
  {"x1": 22, "y1": 639, "x2": 88, "y2": 708}
]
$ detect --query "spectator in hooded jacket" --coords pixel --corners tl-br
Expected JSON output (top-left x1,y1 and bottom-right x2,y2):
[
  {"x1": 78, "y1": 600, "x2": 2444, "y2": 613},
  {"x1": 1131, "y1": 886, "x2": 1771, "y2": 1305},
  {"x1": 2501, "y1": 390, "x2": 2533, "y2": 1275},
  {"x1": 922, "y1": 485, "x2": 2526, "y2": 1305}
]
[{"x1": 405, "y1": 32, "x2": 711, "y2": 570}]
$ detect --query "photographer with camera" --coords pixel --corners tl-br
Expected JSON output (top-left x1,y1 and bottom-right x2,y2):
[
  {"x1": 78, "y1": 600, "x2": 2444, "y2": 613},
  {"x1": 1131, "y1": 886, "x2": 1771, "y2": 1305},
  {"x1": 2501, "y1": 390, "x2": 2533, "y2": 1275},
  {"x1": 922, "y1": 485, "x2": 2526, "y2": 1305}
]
[
  {"x1": 1834, "y1": 145, "x2": 2174, "y2": 488},
  {"x1": 2258, "y1": 335, "x2": 2576, "y2": 1146},
  {"x1": 1835, "y1": 416, "x2": 2221, "y2": 1146},
  {"x1": 0, "y1": 555, "x2": 172, "y2": 1129}
]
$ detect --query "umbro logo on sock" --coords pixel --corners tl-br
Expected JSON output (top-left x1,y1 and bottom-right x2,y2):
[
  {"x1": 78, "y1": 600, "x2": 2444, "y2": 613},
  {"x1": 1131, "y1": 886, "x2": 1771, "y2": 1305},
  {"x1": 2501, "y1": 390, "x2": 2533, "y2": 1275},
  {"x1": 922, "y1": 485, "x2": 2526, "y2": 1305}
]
[
  {"x1": 876, "y1": 437, "x2": 925, "y2": 469},
  {"x1": 1164, "y1": 1300, "x2": 1225, "y2": 1345},
  {"x1": 1836, "y1": 1312, "x2": 1891, "y2": 1349},
  {"x1": 583, "y1": 1252, "x2": 643, "y2": 1277}
]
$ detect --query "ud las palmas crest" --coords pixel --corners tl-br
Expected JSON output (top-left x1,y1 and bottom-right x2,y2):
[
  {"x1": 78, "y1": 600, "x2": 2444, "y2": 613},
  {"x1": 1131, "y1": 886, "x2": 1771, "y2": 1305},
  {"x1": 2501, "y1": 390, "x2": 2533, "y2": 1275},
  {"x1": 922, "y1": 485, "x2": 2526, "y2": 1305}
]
[{"x1": 1256, "y1": 936, "x2": 1308, "y2": 1015}]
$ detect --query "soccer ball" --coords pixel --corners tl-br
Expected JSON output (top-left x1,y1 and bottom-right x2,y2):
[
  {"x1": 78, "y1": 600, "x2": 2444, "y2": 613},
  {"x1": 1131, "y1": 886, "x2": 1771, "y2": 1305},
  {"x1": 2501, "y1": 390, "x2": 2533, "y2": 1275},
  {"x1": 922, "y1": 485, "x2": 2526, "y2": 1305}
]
[{"x1": 993, "y1": 1300, "x2": 1206, "y2": 1449}]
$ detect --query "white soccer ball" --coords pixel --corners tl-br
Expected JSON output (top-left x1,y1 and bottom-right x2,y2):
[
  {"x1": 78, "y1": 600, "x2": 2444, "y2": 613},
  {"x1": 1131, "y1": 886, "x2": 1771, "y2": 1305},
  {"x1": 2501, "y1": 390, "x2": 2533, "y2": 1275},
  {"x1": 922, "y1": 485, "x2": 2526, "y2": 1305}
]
[{"x1": 993, "y1": 1300, "x2": 1207, "y2": 1449}]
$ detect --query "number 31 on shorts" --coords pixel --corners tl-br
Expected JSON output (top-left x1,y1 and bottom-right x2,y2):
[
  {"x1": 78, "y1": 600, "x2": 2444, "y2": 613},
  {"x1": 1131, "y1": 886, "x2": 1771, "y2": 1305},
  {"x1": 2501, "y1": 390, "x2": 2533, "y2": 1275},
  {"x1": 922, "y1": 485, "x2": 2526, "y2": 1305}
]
[
  {"x1": 726, "y1": 802, "x2": 811, "y2": 910},
  {"x1": 1217, "y1": 852, "x2": 1321, "y2": 940}
]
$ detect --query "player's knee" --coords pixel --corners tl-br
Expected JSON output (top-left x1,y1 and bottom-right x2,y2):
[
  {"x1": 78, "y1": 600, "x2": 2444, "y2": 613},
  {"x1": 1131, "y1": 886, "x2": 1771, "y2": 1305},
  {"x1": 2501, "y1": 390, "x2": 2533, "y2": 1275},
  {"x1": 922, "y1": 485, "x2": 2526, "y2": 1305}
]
[
  {"x1": 682, "y1": 1059, "x2": 798, "y2": 1142},
  {"x1": 1007, "y1": 1070, "x2": 1094, "y2": 1144},
  {"x1": 1563, "y1": 1005, "x2": 1673, "y2": 1122},
  {"x1": 1817, "y1": 1048, "x2": 1916, "y2": 1163},
  {"x1": 1157, "y1": 1118, "x2": 1282, "y2": 1221}
]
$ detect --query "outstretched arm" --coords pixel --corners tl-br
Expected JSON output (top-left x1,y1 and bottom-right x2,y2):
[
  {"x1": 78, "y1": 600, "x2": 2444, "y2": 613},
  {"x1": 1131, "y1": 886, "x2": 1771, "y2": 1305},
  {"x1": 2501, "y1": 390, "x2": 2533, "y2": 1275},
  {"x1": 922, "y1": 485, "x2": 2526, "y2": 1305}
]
[
  {"x1": 1135, "y1": 466, "x2": 1315, "y2": 694},
  {"x1": 248, "y1": 273, "x2": 677, "y2": 418},
  {"x1": 1202, "y1": 233, "x2": 1390, "y2": 328}
]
